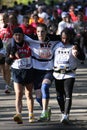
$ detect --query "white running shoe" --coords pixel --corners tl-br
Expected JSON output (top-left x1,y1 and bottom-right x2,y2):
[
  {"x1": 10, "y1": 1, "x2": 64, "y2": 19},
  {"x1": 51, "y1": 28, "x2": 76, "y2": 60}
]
[{"x1": 60, "y1": 114, "x2": 69, "y2": 124}]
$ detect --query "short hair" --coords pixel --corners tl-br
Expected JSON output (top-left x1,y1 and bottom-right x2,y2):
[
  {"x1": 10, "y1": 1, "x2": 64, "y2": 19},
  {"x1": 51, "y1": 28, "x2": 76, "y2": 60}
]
[{"x1": 36, "y1": 23, "x2": 47, "y2": 31}]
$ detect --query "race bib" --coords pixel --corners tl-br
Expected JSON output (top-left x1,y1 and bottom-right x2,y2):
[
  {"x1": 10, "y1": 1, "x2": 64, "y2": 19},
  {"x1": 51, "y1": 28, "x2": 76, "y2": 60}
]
[
  {"x1": 18, "y1": 57, "x2": 31, "y2": 69},
  {"x1": 39, "y1": 48, "x2": 52, "y2": 59}
]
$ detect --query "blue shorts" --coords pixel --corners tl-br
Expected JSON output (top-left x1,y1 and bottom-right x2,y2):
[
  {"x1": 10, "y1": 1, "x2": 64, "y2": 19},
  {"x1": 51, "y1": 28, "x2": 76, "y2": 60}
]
[
  {"x1": 11, "y1": 68, "x2": 33, "y2": 85},
  {"x1": 33, "y1": 69, "x2": 54, "y2": 90}
]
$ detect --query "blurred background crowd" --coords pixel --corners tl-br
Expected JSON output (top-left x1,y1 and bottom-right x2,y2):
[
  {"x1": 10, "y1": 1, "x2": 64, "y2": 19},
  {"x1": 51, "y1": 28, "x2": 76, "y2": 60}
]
[{"x1": 0, "y1": 0, "x2": 87, "y2": 53}]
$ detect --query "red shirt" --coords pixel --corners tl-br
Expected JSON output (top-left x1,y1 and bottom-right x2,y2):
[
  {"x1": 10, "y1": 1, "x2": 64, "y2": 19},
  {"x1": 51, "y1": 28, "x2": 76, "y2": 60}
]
[
  {"x1": 14, "y1": 42, "x2": 31, "y2": 60},
  {"x1": 7, "y1": 24, "x2": 19, "y2": 38},
  {"x1": 69, "y1": 11, "x2": 78, "y2": 22},
  {"x1": 0, "y1": 27, "x2": 11, "y2": 39},
  {"x1": 19, "y1": 24, "x2": 36, "y2": 35}
]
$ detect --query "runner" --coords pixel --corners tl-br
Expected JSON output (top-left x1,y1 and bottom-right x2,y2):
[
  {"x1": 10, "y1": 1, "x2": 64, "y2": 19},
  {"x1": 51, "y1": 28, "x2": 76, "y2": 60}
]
[
  {"x1": 53, "y1": 28, "x2": 85, "y2": 124},
  {"x1": 5, "y1": 27, "x2": 34, "y2": 124}
]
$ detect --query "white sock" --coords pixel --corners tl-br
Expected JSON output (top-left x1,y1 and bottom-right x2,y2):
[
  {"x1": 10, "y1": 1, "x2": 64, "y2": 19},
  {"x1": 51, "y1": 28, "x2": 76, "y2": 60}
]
[{"x1": 42, "y1": 110, "x2": 47, "y2": 113}]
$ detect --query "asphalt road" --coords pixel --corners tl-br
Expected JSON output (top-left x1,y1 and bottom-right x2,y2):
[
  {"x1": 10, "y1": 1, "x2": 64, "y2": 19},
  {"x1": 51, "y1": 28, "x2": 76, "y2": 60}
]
[{"x1": 0, "y1": 59, "x2": 87, "y2": 130}]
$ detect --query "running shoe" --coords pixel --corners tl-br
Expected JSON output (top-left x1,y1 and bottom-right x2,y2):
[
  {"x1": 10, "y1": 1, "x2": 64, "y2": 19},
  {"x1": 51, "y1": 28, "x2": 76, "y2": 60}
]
[
  {"x1": 13, "y1": 114, "x2": 23, "y2": 124},
  {"x1": 29, "y1": 113, "x2": 34, "y2": 123},
  {"x1": 38, "y1": 107, "x2": 51, "y2": 122},
  {"x1": 60, "y1": 114, "x2": 69, "y2": 124},
  {"x1": 4, "y1": 85, "x2": 11, "y2": 94}
]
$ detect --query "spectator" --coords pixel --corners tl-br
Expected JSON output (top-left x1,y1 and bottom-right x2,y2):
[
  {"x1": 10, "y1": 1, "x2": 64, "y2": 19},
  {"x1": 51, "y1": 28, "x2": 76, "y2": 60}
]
[
  {"x1": 37, "y1": 6, "x2": 49, "y2": 24},
  {"x1": 69, "y1": 4, "x2": 78, "y2": 22},
  {"x1": 7, "y1": 14, "x2": 19, "y2": 38},
  {"x1": 74, "y1": 12, "x2": 87, "y2": 60},
  {"x1": 0, "y1": 12, "x2": 12, "y2": 93},
  {"x1": 13, "y1": 9, "x2": 23, "y2": 24},
  {"x1": 20, "y1": 15, "x2": 36, "y2": 35},
  {"x1": 56, "y1": 11, "x2": 67, "y2": 35},
  {"x1": 51, "y1": 9, "x2": 62, "y2": 26},
  {"x1": 29, "y1": 10, "x2": 44, "y2": 26},
  {"x1": 65, "y1": 13, "x2": 74, "y2": 29}
]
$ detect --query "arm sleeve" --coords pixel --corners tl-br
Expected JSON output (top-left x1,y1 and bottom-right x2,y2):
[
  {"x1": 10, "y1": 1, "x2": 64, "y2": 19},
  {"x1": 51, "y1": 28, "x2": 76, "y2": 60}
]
[{"x1": 24, "y1": 35, "x2": 40, "y2": 44}]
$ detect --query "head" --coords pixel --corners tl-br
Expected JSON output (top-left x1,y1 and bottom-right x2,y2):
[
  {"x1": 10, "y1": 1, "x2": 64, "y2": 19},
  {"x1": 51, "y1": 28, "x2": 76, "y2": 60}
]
[
  {"x1": 23, "y1": 15, "x2": 29, "y2": 26},
  {"x1": 61, "y1": 28, "x2": 74, "y2": 44},
  {"x1": 2, "y1": 13, "x2": 9, "y2": 25},
  {"x1": 69, "y1": 5, "x2": 75, "y2": 12},
  {"x1": 38, "y1": 6, "x2": 43, "y2": 13},
  {"x1": 33, "y1": 14, "x2": 39, "y2": 23},
  {"x1": 52, "y1": 9, "x2": 58, "y2": 18},
  {"x1": 13, "y1": 27, "x2": 24, "y2": 43},
  {"x1": 36, "y1": 23, "x2": 47, "y2": 42},
  {"x1": 65, "y1": 13, "x2": 71, "y2": 22},
  {"x1": 9, "y1": 14, "x2": 18, "y2": 25},
  {"x1": 61, "y1": 12, "x2": 67, "y2": 21}
]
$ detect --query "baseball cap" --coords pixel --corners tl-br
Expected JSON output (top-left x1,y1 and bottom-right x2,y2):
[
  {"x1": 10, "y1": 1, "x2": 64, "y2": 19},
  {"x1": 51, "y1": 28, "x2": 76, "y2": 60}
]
[{"x1": 61, "y1": 12, "x2": 67, "y2": 18}]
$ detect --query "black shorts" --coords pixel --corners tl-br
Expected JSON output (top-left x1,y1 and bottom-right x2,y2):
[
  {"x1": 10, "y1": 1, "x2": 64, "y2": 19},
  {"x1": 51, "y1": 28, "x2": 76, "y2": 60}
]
[
  {"x1": 11, "y1": 68, "x2": 33, "y2": 85},
  {"x1": 0, "y1": 57, "x2": 5, "y2": 65},
  {"x1": 33, "y1": 69, "x2": 54, "y2": 90}
]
